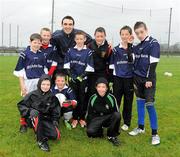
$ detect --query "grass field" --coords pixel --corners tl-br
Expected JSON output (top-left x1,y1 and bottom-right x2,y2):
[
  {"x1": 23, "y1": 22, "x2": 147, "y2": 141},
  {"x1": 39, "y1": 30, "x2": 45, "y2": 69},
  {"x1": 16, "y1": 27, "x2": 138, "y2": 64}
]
[{"x1": 0, "y1": 56, "x2": 180, "y2": 157}]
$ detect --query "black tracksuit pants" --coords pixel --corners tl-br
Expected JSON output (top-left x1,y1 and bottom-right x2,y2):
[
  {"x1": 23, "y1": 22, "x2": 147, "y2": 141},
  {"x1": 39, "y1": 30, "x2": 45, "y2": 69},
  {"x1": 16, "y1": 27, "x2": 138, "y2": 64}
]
[
  {"x1": 113, "y1": 76, "x2": 134, "y2": 126},
  {"x1": 32, "y1": 115, "x2": 60, "y2": 142},
  {"x1": 70, "y1": 79, "x2": 87, "y2": 120},
  {"x1": 87, "y1": 112, "x2": 120, "y2": 138}
]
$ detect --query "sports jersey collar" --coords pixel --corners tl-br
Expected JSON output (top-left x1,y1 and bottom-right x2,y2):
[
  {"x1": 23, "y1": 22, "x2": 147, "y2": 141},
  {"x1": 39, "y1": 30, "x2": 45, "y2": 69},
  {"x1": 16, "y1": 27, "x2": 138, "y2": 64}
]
[
  {"x1": 141, "y1": 36, "x2": 150, "y2": 43},
  {"x1": 29, "y1": 48, "x2": 41, "y2": 53},
  {"x1": 41, "y1": 43, "x2": 52, "y2": 49},
  {"x1": 42, "y1": 43, "x2": 52, "y2": 47},
  {"x1": 55, "y1": 85, "x2": 68, "y2": 91},
  {"x1": 119, "y1": 43, "x2": 128, "y2": 50},
  {"x1": 74, "y1": 45, "x2": 87, "y2": 50},
  {"x1": 119, "y1": 43, "x2": 123, "y2": 48},
  {"x1": 98, "y1": 40, "x2": 105, "y2": 46},
  {"x1": 145, "y1": 36, "x2": 151, "y2": 41}
]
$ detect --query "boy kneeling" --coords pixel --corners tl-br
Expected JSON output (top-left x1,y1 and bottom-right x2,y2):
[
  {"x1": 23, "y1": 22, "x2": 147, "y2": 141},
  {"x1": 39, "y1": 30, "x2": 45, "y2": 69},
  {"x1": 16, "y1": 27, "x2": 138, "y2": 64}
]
[
  {"x1": 17, "y1": 74, "x2": 61, "y2": 152},
  {"x1": 86, "y1": 77, "x2": 121, "y2": 146}
]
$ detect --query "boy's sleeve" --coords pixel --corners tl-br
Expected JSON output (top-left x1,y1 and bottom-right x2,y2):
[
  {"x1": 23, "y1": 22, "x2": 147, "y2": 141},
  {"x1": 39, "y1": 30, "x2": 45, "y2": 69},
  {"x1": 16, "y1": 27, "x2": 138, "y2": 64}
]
[
  {"x1": 13, "y1": 52, "x2": 26, "y2": 78},
  {"x1": 67, "y1": 87, "x2": 76, "y2": 100},
  {"x1": 17, "y1": 93, "x2": 32, "y2": 117},
  {"x1": 63, "y1": 49, "x2": 71, "y2": 69},
  {"x1": 149, "y1": 40, "x2": 160, "y2": 63},
  {"x1": 111, "y1": 94, "x2": 119, "y2": 112},
  {"x1": 109, "y1": 48, "x2": 115, "y2": 70},
  {"x1": 50, "y1": 97, "x2": 61, "y2": 123},
  {"x1": 147, "y1": 40, "x2": 160, "y2": 81},
  {"x1": 43, "y1": 55, "x2": 48, "y2": 74},
  {"x1": 85, "y1": 50, "x2": 94, "y2": 72},
  {"x1": 127, "y1": 43, "x2": 134, "y2": 62},
  {"x1": 85, "y1": 96, "x2": 94, "y2": 122},
  {"x1": 48, "y1": 46, "x2": 58, "y2": 76}
]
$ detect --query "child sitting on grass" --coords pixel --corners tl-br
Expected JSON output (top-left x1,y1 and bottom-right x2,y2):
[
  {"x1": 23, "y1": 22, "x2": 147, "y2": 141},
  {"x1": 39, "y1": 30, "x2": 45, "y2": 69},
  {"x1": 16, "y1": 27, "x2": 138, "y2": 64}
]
[
  {"x1": 17, "y1": 74, "x2": 61, "y2": 152},
  {"x1": 52, "y1": 73, "x2": 77, "y2": 130}
]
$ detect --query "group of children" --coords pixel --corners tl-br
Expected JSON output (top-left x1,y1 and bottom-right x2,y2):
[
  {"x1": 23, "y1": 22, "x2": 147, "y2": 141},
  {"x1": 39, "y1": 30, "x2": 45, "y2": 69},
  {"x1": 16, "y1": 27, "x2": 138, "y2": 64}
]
[{"x1": 13, "y1": 15, "x2": 160, "y2": 152}]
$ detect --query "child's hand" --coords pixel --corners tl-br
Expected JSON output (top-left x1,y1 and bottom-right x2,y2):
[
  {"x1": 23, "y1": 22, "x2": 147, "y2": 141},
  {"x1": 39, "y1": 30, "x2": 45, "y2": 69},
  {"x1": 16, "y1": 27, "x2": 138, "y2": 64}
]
[
  {"x1": 76, "y1": 76, "x2": 83, "y2": 82},
  {"x1": 21, "y1": 86, "x2": 27, "y2": 97},
  {"x1": 128, "y1": 35, "x2": 134, "y2": 44},
  {"x1": 71, "y1": 100, "x2": 77, "y2": 108},
  {"x1": 29, "y1": 109, "x2": 39, "y2": 119},
  {"x1": 53, "y1": 121, "x2": 59, "y2": 128},
  {"x1": 108, "y1": 42, "x2": 113, "y2": 48},
  {"x1": 145, "y1": 81, "x2": 152, "y2": 88}
]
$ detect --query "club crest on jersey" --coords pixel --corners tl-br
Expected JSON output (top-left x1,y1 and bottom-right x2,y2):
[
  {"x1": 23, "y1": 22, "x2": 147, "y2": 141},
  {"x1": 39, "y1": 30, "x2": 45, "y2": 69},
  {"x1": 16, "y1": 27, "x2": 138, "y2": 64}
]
[{"x1": 105, "y1": 104, "x2": 109, "y2": 110}]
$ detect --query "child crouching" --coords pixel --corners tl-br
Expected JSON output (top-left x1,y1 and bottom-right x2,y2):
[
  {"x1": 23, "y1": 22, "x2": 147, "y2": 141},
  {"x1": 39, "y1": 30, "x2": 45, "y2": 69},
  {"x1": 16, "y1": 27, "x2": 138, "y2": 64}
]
[
  {"x1": 17, "y1": 74, "x2": 61, "y2": 152},
  {"x1": 52, "y1": 73, "x2": 77, "y2": 130},
  {"x1": 86, "y1": 77, "x2": 121, "y2": 146}
]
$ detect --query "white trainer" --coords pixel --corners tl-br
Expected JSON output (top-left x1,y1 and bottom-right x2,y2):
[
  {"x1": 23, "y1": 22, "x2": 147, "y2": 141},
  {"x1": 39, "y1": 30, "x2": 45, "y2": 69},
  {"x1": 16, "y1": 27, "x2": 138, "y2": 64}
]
[
  {"x1": 121, "y1": 124, "x2": 129, "y2": 131},
  {"x1": 152, "y1": 134, "x2": 160, "y2": 145},
  {"x1": 129, "y1": 127, "x2": 145, "y2": 136}
]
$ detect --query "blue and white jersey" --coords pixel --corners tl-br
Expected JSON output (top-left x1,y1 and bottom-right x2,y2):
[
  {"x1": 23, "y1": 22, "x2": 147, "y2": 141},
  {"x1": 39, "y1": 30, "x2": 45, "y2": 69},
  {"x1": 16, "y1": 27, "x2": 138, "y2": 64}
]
[
  {"x1": 109, "y1": 44, "x2": 134, "y2": 78},
  {"x1": 64, "y1": 46, "x2": 94, "y2": 79},
  {"x1": 40, "y1": 44, "x2": 56, "y2": 70},
  {"x1": 52, "y1": 85, "x2": 76, "y2": 100},
  {"x1": 133, "y1": 36, "x2": 160, "y2": 78},
  {"x1": 13, "y1": 46, "x2": 48, "y2": 79}
]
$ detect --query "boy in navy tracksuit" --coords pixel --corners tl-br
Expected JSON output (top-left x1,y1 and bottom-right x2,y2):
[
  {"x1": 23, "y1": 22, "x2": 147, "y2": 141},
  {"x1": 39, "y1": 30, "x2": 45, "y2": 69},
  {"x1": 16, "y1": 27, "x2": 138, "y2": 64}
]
[
  {"x1": 109, "y1": 26, "x2": 134, "y2": 131},
  {"x1": 64, "y1": 31, "x2": 94, "y2": 128},
  {"x1": 86, "y1": 77, "x2": 120, "y2": 146},
  {"x1": 52, "y1": 73, "x2": 77, "y2": 130},
  {"x1": 129, "y1": 22, "x2": 160, "y2": 145},
  {"x1": 40, "y1": 27, "x2": 56, "y2": 70}
]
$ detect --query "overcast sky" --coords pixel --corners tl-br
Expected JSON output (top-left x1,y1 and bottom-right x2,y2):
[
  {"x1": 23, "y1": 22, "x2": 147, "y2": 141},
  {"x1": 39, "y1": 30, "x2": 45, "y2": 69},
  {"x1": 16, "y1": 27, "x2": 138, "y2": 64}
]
[{"x1": 0, "y1": 0, "x2": 180, "y2": 47}]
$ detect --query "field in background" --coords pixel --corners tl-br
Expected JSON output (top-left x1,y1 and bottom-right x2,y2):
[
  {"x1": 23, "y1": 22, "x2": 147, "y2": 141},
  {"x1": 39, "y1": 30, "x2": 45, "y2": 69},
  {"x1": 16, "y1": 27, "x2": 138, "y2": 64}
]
[{"x1": 0, "y1": 56, "x2": 180, "y2": 157}]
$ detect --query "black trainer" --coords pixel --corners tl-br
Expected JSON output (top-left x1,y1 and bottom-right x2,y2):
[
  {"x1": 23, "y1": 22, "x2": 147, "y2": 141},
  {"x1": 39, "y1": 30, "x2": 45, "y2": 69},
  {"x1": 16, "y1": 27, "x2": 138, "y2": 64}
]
[
  {"x1": 19, "y1": 125, "x2": 27, "y2": 133},
  {"x1": 38, "y1": 140, "x2": 50, "y2": 152},
  {"x1": 108, "y1": 137, "x2": 120, "y2": 146}
]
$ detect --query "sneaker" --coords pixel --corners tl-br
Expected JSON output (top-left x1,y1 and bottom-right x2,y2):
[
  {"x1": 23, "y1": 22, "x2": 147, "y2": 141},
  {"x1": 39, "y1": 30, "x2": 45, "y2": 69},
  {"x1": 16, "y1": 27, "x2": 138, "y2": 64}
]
[
  {"x1": 121, "y1": 124, "x2": 129, "y2": 131},
  {"x1": 19, "y1": 125, "x2": 27, "y2": 133},
  {"x1": 71, "y1": 120, "x2": 78, "y2": 128},
  {"x1": 79, "y1": 119, "x2": 86, "y2": 128},
  {"x1": 64, "y1": 120, "x2": 72, "y2": 130},
  {"x1": 129, "y1": 127, "x2": 145, "y2": 136},
  {"x1": 38, "y1": 139, "x2": 50, "y2": 152},
  {"x1": 152, "y1": 134, "x2": 160, "y2": 145},
  {"x1": 108, "y1": 137, "x2": 120, "y2": 146}
]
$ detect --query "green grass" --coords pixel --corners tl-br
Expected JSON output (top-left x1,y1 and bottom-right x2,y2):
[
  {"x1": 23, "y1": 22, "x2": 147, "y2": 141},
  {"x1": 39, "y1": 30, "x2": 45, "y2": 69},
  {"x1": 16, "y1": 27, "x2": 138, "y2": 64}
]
[{"x1": 0, "y1": 56, "x2": 180, "y2": 157}]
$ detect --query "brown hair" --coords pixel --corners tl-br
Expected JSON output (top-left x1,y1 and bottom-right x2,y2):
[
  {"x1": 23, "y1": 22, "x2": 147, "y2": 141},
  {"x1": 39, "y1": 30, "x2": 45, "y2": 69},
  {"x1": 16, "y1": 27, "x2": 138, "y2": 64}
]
[
  {"x1": 75, "y1": 31, "x2": 86, "y2": 38},
  {"x1": 94, "y1": 27, "x2": 106, "y2": 36},
  {"x1": 40, "y1": 27, "x2": 51, "y2": 34},
  {"x1": 55, "y1": 73, "x2": 66, "y2": 80},
  {"x1": 120, "y1": 25, "x2": 132, "y2": 35},
  {"x1": 30, "y1": 33, "x2": 42, "y2": 42},
  {"x1": 134, "y1": 21, "x2": 147, "y2": 30}
]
